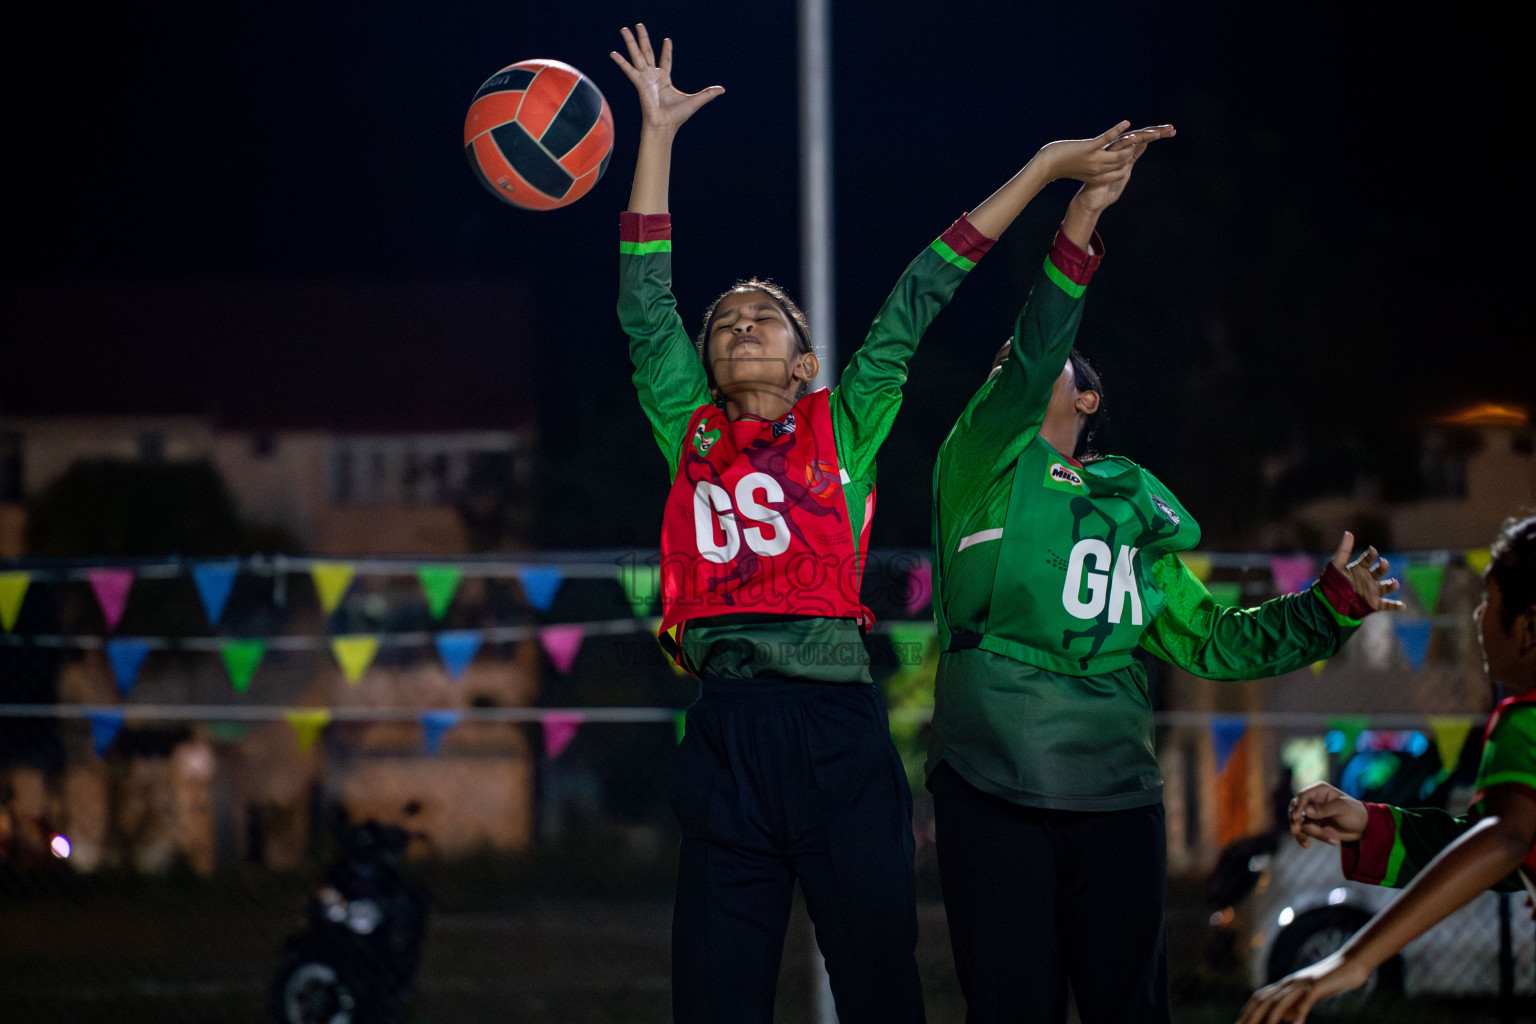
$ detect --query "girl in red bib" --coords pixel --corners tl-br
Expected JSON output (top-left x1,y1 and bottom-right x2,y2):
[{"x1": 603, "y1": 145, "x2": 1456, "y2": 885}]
[{"x1": 611, "y1": 23, "x2": 1163, "y2": 1023}]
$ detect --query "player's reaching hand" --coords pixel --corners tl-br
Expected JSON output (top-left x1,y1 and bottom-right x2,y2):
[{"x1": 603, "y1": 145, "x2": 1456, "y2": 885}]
[
  {"x1": 1237, "y1": 950, "x2": 1373, "y2": 1024},
  {"x1": 1330, "y1": 532, "x2": 1406, "y2": 613},
  {"x1": 1037, "y1": 122, "x2": 1175, "y2": 185},
  {"x1": 1287, "y1": 781, "x2": 1368, "y2": 849},
  {"x1": 1070, "y1": 124, "x2": 1174, "y2": 214},
  {"x1": 611, "y1": 24, "x2": 723, "y2": 135}
]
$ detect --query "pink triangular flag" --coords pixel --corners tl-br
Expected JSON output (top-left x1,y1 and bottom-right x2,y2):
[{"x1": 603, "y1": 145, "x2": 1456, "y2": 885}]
[
  {"x1": 905, "y1": 561, "x2": 933, "y2": 616},
  {"x1": 88, "y1": 568, "x2": 135, "y2": 631},
  {"x1": 542, "y1": 711, "x2": 586, "y2": 759},
  {"x1": 1269, "y1": 555, "x2": 1316, "y2": 596},
  {"x1": 538, "y1": 624, "x2": 585, "y2": 674}
]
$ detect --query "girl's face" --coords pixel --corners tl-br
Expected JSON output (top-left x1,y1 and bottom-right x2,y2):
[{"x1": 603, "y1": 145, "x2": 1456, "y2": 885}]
[
  {"x1": 706, "y1": 290, "x2": 810, "y2": 398},
  {"x1": 1476, "y1": 576, "x2": 1524, "y2": 687}
]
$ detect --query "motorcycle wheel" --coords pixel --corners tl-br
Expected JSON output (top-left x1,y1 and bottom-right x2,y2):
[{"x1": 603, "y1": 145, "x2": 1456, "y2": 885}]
[{"x1": 269, "y1": 947, "x2": 360, "y2": 1024}]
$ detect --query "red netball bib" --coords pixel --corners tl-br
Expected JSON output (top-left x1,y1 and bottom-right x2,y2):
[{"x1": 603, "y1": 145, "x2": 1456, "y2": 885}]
[{"x1": 658, "y1": 388, "x2": 872, "y2": 634}]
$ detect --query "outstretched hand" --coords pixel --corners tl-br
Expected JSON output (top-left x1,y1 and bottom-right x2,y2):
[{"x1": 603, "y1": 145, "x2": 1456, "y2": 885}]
[
  {"x1": 1237, "y1": 950, "x2": 1373, "y2": 1024},
  {"x1": 1037, "y1": 122, "x2": 1175, "y2": 186},
  {"x1": 1071, "y1": 124, "x2": 1176, "y2": 213},
  {"x1": 1330, "y1": 531, "x2": 1406, "y2": 613},
  {"x1": 1287, "y1": 781, "x2": 1368, "y2": 849},
  {"x1": 610, "y1": 24, "x2": 723, "y2": 134}
]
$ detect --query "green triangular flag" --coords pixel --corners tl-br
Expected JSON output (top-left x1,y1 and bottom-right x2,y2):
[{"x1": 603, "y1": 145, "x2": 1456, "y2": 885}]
[
  {"x1": 0, "y1": 571, "x2": 29, "y2": 632},
  {"x1": 310, "y1": 563, "x2": 356, "y2": 615},
  {"x1": 621, "y1": 565, "x2": 661, "y2": 617},
  {"x1": 1404, "y1": 563, "x2": 1445, "y2": 614},
  {"x1": 417, "y1": 565, "x2": 463, "y2": 621},
  {"x1": 220, "y1": 639, "x2": 267, "y2": 693},
  {"x1": 1206, "y1": 581, "x2": 1242, "y2": 607},
  {"x1": 1327, "y1": 715, "x2": 1371, "y2": 759}
]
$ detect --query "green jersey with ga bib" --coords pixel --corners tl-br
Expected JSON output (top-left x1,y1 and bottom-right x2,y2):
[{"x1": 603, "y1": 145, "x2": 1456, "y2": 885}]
[{"x1": 928, "y1": 228, "x2": 1366, "y2": 811}]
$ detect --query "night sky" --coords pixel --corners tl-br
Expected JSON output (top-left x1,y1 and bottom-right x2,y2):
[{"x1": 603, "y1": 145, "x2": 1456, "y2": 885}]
[{"x1": 1, "y1": 2, "x2": 1523, "y2": 547}]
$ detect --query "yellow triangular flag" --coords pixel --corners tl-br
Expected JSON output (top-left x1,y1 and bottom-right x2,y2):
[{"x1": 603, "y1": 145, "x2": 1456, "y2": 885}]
[
  {"x1": 1427, "y1": 716, "x2": 1473, "y2": 774},
  {"x1": 331, "y1": 635, "x2": 380, "y2": 684},
  {"x1": 0, "y1": 571, "x2": 30, "y2": 632},
  {"x1": 1310, "y1": 659, "x2": 1327, "y2": 677},
  {"x1": 1181, "y1": 553, "x2": 1213, "y2": 583},
  {"x1": 285, "y1": 709, "x2": 332, "y2": 752},
  {"x1": 1465, "y1": 548, "x2": 1492, "y2": 574},
  {"x1": 310, "y1": 563, "x2": 356, "y2": 615}
]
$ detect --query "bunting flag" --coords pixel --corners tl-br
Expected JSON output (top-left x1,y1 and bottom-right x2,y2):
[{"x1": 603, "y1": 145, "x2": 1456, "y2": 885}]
[
  {"x1": 1269, "y1": 555, "x2": 1316, "y2": 596},
  {"x1": 620, "y1": 564, "x2": 660, "y2": 617},
  {"x1": 1426, "y1": 716, "x2": 1473, "y2": 775},
  {"x1": 1327, "y1": 715, "x2": 1370, "y2": 759},
  {"x1": 538, "y1": 624, "x2": 585, "y2": 674},
  {"x1": 219, "y1": 639, "x2": 266, "y2": 693},
  {"x1": 434, "y1": 631, "x2": 482, "y2": 681},
  {"x1": 1309, "y1": 659, "x2": 1327, "y2": 677},
  {"x1": 1211, "y1": 715, "x2": 1247, "y2": 774},
  {"x1": 1405, "y1": 563, "x2": 1445, "y2": 614},
  {"x1": 1394, "y1": 619, "x2": 1432, "y2": 671},
  {"x1": 330, "y1": 635, "x2": 380, "y2": 684},
  {"x1": 0, "y1": 571, "x2": 30, "y2": 631},
  {"x1": 310, "y1": 563, "x2": 356, "y2": 616},
  {"x1": 905, "y1": 560, "x2": 933, "y2": 616},
  {"x1": 1206, "y1": 581, "x2": 1242, "y2": 607},
  {"x1": 674, "y1": 710, "x2": 687, "y2": 744},
  {"x1": 1465, "y1": 548, "x2": 1492, "y2": 574},
  {"x1": 88, "y1": 568, "x2": 135, "y2": 631},
  {"x1": 285, "y1": 709, "x2": 331, "y2": 752},
  {"x1": 516, "y1": 566, "x2": 565, "y2": 612},
  {"x1": 1180, "y1": 553, "x2": 1213, "y2": 583},
  {"x1": 420, "y1": 710, "x2": 462, "y2": 755},
  {"x1": 542, "y1": 711, "x2": 585, "y2": 759},
  {"x1": 105, "y1": 638, "x2": 151, "y2": 695},
  {"x1": 88, "y1": 710, "x2": 126, "y2": 757},
  {"x1": 204, "y1": 721, "x2": 251, "y2": 742},
  {"x1": 417, "y1": 565, "x2": 463, "y2": 621},
  {"x1": 190, "y1": 561, "x2": 240, "y2": 627},
  {"x1": 889, "y1": 622, "x2": 933, "y2": 668}
]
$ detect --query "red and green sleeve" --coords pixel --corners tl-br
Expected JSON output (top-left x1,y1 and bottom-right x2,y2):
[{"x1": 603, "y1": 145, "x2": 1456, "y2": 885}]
[
  {"x1": 1137, "y1": 558, "x2": 1370, "y2": 679},
  {"x1": 829, "y1": 215, "x2": 994, "y2": 482},
  {"x1": 617, "y1": 212, "x2": 712, "y2": 480},
  {"x1": 935, "y1": 227, "x2": 1102, "y2": 527},
  {"x1": 1340, "y1": 703, "x2": 1536, "y2": 891}
]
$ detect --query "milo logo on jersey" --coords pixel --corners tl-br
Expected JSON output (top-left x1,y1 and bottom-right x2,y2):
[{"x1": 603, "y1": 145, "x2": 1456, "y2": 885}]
[{"x1": 1042, "y1": 461, "x2": 1086, "y2": 494}]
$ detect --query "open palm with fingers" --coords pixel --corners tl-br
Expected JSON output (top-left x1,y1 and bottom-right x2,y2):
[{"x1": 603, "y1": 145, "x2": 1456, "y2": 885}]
[
  {"x1": 1330, "y1": 531, "x2": 1406, "y2": 613},
  {"x1": 610, "y1": 24, "x2": 723, "y2": 134}
]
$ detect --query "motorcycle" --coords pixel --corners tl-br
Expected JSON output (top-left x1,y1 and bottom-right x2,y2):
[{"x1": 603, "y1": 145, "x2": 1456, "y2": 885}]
[{"x1": 268, "y1": 804, "x2": 429, "y2": 1024}]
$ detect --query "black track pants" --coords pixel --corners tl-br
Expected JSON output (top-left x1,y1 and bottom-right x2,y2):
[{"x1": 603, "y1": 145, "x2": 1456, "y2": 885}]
[
  {"x1": 930, "y1": 761, "x2": 1170, "y2": 1024},
  {"x1": 670, "y1": 678, "x2": 926, "y2": 1024}
]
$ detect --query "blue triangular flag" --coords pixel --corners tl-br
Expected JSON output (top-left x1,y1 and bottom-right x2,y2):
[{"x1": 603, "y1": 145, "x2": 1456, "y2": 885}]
[
  {"x1": 88, "y1": 710, "x2": 125, "y2": 757},
  {"x1": 421, "y1": 710, "x2": 462, "y2": 755},
  {"x1": 105, "y1": 638, "x2": 151, "y2": 695},
  {"x1": 516, "y1": 567, "x2": 564, "y2": 612},
  {"x1": 1211, "y1": 715, "x2": 1247, "y2": 774},
  {"x1": 434, "y1": 631, "x2": 482, "y2": 681},
  {"x1": 1395, "y1": 619, "x2": 1432, "y2": 671},
  {"x1": 191, "y1": 561, "x2": 240, "y2": 627}
]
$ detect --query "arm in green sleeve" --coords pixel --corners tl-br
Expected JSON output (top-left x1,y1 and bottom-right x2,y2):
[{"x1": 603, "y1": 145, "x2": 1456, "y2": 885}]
[
  {"x1": 830, "y1": 216, "x2": 990, "y2": 481},
  {"x1": 1138, "y1": 552, "x2": 1350, "y2": 680},
  {"x1": 617, "y1": 213, "x2": 712, "y2": 479},
  {"x1": 1343, "y1": 803, "x2": 1525, "y2": 893}
]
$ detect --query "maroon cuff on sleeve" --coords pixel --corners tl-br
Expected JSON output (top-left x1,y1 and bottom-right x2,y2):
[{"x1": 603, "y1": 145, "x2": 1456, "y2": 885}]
[
  {"x1": 944, "y1": 214, "x2": 997, "y2": 265},
  {"x1": 1317, "y1": 562, "x2": 1373, "y2": 621},
  {"x1": 1048, "y1": 226, "x2": 1105, "y2": 286},
  {"x1": 619, "y1": 211, "x2": 672, "y2": 243},
  {"x1": 1339, "y1": 803, "x2": 1395, "y2": 884}
]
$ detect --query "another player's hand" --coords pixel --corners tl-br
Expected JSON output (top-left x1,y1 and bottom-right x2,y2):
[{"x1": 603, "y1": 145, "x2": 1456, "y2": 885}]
[
  {"x1": 1238, "y1": 950, "x2": 1372, "y2": 1024},
  {"x1": 1288, "y1": 781, "x2": 1367, "y2": 849},
  {"x1": 1037, "y1": 122, "x2": 1175, "y2": 185},
  {"x1": 611, "y1": 24, "x2": 723, "y2": 134},
  {"x1": 1070, "y1": 124, "x2": 1175, "y2": 213},
  {"x1": 1329, "y1": 531, "x2": 1406, "y2": 613}
]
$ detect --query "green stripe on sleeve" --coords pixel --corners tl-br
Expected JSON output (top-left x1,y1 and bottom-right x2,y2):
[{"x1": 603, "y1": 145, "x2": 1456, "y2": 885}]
[
  {"x1": 1382, "y1": 806, "x2": 1408, "y2": 887},
  {"x1": 1042, "y1": 256, "x2": 1086, "y2": 299},
  {"x1": 620, "y1": 239, "x2": 673, "y2": 255},
  {"x1": 1311, "y1": 583, "x2": 1363, "y2": 629},
  {"x1": 929, "y1": 238, "x2": 976, "y2": 272},
  {"x1": 1476, "y1": 770, "x2": 1536, "y2": 793}
]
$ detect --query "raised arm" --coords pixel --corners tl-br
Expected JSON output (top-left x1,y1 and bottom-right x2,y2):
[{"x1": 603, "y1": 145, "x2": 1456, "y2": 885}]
[
  {"x1": 833, "y1": 123, "x2": 1174, "y2": 480},
  {"x1": 611, "y1": 25, "x2": 720, "y2": 475}
]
